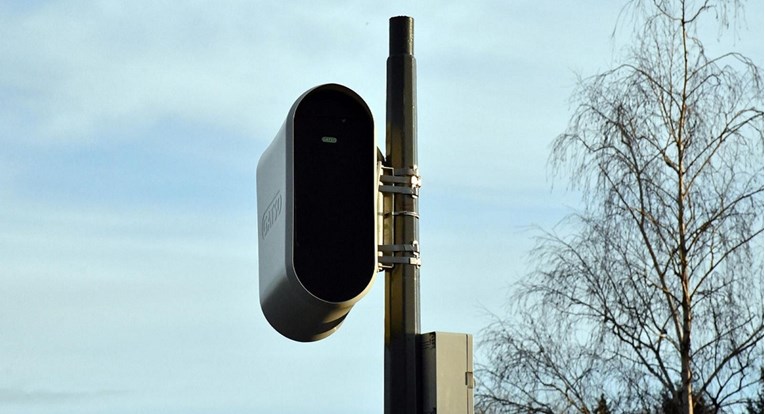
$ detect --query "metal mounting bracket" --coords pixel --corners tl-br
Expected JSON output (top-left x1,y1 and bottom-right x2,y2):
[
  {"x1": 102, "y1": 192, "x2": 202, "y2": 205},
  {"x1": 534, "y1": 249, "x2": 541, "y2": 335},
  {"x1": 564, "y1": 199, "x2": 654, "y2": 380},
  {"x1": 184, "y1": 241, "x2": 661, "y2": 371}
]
[
  {"x1": 377, "y1": 154, "x2": 422, "y2": 271},
  {"x1": 378, "y1": 242, "x2": 421, "y2": 269},
  {"x1": 378, "y1": 165, "x2": 422, "y2": 197}
]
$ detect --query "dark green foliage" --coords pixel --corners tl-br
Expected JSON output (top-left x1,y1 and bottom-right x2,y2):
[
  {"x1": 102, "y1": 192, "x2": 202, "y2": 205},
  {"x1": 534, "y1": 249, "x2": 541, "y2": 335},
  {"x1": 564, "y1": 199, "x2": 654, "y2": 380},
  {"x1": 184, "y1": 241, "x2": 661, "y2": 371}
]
[
  {"x1": 657, "y1": 390, "x2": 715, "y2": 414},
  {"x1": 745, "y1": 391, "x2": 763, "y2": 414},
  {"x1": 593, "y1": 394, "x2": 612, "y2": 414}
]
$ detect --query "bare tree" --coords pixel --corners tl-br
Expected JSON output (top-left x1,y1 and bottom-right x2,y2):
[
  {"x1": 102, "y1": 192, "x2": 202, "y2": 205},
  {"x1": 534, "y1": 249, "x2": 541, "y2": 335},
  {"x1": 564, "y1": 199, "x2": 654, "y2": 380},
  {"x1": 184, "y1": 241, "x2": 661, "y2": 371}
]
[{"x1": 477, "y1": 1, "x2": 763, "y2": 413}]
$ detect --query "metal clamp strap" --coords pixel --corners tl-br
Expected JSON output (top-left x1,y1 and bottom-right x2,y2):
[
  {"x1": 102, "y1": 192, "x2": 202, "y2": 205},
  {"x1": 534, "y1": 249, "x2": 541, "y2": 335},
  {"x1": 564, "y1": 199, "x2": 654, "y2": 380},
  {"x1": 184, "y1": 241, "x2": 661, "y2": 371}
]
[
  {"x1": 379, "y1": 166, "x2": 421, "y2": 197},
  {"x1": 379, "y1": 185, "x2": 419, "y2": 196},
  {"x1": 379, "y1": 256, "x2": 422, "y2": 266},
  {"x1": 378, "y1": 242, "x2": 421, "y2": 268},
  {"x1": 379, "y1": 242, "x2": 419, "y2": 253}
]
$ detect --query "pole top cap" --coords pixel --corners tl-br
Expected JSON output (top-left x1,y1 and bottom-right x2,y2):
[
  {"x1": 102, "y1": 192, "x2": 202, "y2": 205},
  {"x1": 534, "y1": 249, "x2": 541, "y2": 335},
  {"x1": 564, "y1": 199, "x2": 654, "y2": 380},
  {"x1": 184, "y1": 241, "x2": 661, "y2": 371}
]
[{"x1": 389, "y1": 16, "x2": 414, "y2": 56}]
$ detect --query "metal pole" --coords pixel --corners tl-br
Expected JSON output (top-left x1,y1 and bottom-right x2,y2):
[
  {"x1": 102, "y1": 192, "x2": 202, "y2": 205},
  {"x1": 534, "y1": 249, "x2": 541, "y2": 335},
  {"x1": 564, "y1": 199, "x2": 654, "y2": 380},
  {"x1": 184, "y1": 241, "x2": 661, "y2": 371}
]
[{"x1": 385, "y1": 16, "x2": 421, "y2": 414}]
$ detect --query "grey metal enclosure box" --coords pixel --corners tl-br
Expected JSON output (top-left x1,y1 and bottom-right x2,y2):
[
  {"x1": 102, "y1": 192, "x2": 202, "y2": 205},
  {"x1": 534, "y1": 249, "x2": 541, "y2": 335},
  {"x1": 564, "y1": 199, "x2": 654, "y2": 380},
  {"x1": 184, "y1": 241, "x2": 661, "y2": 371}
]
[{"x1": 421, "y1": 332, "x2": 474, "y2": 414}]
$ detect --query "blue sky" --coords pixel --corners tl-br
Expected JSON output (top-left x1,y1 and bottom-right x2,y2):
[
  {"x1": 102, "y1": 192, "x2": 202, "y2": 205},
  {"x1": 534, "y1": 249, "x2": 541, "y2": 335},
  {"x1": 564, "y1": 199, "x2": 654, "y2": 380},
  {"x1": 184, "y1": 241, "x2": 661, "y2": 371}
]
[{"x1": 0, "y1": 1, "x2": 762, "y2": 413}]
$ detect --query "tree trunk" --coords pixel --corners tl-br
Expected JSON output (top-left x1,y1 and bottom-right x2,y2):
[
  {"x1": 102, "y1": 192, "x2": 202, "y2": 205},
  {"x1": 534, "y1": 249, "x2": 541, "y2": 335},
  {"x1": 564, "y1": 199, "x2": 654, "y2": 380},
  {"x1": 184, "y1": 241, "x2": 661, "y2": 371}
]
[{"x1": 679, "y1": 4, "x2": 693, "y2": 413}]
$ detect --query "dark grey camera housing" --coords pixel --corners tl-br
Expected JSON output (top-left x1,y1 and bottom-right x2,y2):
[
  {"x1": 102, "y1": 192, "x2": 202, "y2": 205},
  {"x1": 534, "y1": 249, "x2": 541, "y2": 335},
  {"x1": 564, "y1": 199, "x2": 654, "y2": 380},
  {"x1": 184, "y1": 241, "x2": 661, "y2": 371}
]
[{"x1": 256, "y1": 84, "x2": 377, "y2": 342}]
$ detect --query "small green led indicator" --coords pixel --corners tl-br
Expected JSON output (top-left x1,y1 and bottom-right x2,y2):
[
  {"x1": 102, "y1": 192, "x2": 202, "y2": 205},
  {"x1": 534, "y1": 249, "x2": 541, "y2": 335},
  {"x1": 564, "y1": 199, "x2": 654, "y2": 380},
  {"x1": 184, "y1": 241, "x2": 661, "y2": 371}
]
[{"x1": 321, "y1": 136, "x2": 338, "y2": 144}]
